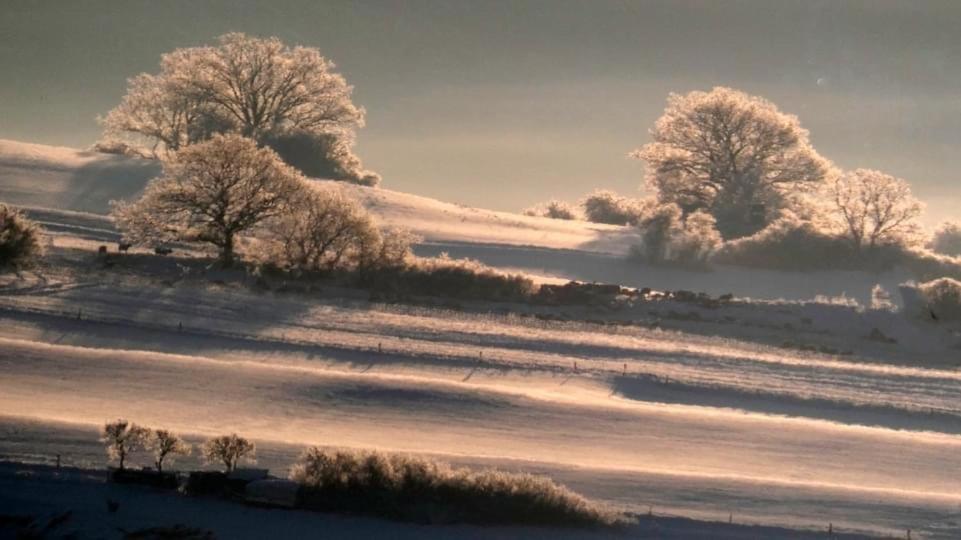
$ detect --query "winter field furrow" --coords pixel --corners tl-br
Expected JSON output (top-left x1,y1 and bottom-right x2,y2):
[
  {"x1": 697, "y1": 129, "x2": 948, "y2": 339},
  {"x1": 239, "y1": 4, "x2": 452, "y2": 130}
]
[
  {"x1": 1, "y1": 281, "x2": 959, "y2": 426},
  {"x1": 1, "y1": 333, "x2": 960, "y2": 538}
]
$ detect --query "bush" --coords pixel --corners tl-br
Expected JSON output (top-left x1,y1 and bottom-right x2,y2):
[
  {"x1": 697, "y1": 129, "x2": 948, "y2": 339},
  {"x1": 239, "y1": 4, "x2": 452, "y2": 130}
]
[
  {"x1": 930, "y1": 222, "x2": 961, "y2": 257},
  {"x1": 630, "y1": 203, "x2": 720, "y2": 267},
  {"x1": 290, "y1": 448, "x2": 621, "y2": 526},
  {"x1": 523, "y1": 200, "x2": 579, "y2": 220},
  {"x1": 713, "y1": 212, "x2": 961, "y2": 278},
  {"x1": 580, "y1": 190, "x2": 643, "y2": 225},
  {"x1": 712, "y1": 212, "x2": 855, "y2": 270},
  {"x1": 360, "y1": 253, "x2": 537, "y2": 302},
  {"x1": 917, "y1": 277, "x2": 961, "y2": 321},
  {"x1": 0, "y1": 204, "x2": 43, "y2": 271}
]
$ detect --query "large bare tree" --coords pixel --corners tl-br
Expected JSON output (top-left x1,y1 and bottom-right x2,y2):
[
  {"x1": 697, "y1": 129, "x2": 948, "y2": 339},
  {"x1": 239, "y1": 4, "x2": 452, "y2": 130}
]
[
  {"x1": 112, "y1": 134, "x2": 304, "y2": 266},
  {"x1": 632, "y1": 87, "x2": 831, "y2": 238},
  {"x1": 830, "y1": 168, "x2": 923, "y2": 251}
]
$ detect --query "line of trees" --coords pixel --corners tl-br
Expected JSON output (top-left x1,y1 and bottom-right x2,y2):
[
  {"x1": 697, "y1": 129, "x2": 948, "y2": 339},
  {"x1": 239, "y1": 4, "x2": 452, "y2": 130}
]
[
  {"x1": 100, "y1": 419, "x2": 255, "y2": 473},
  {"x1": 111, "y1": 134, "x2": 411, "y2": 269},
  {"x1": 529, "y1": 87, "x2": 953, "y2": 270}
]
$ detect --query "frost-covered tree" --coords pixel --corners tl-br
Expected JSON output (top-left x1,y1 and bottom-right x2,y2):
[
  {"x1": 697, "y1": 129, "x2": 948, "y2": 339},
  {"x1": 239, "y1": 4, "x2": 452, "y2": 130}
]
[
  {"x1": 930, "y1": 222, "x2": 961, "y2": 257},
  {"x1": 101, "y1": 419, "x2": 148, "y2": 470},
  {"x1": 829, "y1": 168, "x2": 923, "y2": 251},
  {"x1": 264, "y1": 186, "x2": 379, "y2": 273},
  {"x1": 149, "y1": 429, "x2": 191, "y2": 473},
  {"x1": 112, "y1": 134, "x2": 304, "y2": 266},
  {"x1": 580, "y1": 190, "x2": 642, "y2": 225},
  {"x1": 632, "y1": 87, "x2": 831, "y2": 239},
  {"x1": 202, "y1": 434, "x2": 255, "y2": 472},
  {"x1": 0, "y1": 204, "x2": 43, "y2": 271},
  {"x1": 101, "y1": 33, "x2": 378, "y2": 185}
]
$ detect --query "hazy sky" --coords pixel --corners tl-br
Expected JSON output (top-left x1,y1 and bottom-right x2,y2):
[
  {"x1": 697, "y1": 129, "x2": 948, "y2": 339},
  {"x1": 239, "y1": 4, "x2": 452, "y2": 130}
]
[{"x1": 2, "y1": 1, "x2": 960, "y2": 224}]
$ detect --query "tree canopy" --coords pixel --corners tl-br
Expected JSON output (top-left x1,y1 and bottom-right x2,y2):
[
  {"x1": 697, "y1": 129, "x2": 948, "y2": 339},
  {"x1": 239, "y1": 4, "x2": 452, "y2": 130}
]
[
  {"x1": 632, "y1": 87, "x2": 831, "y2": 239},
  {"x1": 112, "y1": 134, "x2": 305, "y2": 266},
  {"x1": 101, "y1": 33, "x2": 378, "y2": 185}
]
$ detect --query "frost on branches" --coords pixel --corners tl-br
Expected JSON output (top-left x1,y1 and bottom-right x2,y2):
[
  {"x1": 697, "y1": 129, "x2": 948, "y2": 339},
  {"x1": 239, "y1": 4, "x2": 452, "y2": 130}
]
[
  {"x1": 101, "y1": 33, "x2": 379, "y2": 185},
  {"x1": 111, "y1": 134, "x2": 304, "y2": 266},
  {"x1": 632, "y1": 87, "x2": 830, "y2": 239}
]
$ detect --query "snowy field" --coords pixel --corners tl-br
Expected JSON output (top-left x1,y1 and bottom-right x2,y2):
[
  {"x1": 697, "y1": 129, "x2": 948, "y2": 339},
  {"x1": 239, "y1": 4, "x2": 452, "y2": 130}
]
[
  {"x1": 1, "y1": 138, "x2": 960, "y2": 538},
  {"x1": 0, "y1": 264, "x2": 959, "y2": 537}
]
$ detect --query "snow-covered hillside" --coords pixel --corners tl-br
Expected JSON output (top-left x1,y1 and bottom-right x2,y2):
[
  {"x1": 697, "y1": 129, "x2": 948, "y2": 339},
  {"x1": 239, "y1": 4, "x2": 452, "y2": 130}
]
[
  {"x1": 1, "y1": 137, "x2": 960, "y2": 538},
  {"x1": 0, "y1": 138, "x2": 920, "y2": 303},
  {"x1": 0, "y1": 139, "x2": 635, "y2": 254}
]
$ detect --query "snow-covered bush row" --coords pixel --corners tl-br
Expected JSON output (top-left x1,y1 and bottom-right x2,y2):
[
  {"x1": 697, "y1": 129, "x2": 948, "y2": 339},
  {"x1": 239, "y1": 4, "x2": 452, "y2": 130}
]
[
  {"x1": 291, "y1": 447, "x2": 621, "y2": 526},
  {"x1": 360, "y1": 253, "x2": 537, "y2": 302},
  {"x1": 628, "y1": 202, "x2": 720, "y2": 267},
  {"x1": 0, "y1": 203, "x2": 43, "y2": 271},
  {"x1": 522, "y1": 199, "x2": 579, "y2": 220}
]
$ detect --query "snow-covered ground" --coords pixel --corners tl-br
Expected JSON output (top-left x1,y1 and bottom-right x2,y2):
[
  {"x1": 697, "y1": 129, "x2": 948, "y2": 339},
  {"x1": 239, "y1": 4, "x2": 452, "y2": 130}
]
[
  {"x1": 1, "y1": 138, "x2": 960, "y2": 538},
  {"x1": 0, "y1": 266, "x2": 959, "y2": 538},
  {"x1": 1, "y1": 461, "x2": 883, "y2": 540}
]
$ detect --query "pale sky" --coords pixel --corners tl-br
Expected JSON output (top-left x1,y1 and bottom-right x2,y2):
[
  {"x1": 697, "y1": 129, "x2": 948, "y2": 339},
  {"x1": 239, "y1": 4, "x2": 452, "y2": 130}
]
[{"x1": 2, "y1": 0, "x2": 959, "y2": 224}]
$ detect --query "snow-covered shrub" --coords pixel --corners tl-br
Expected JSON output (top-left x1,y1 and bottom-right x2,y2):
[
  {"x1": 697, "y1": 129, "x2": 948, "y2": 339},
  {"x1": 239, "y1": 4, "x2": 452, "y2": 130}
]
[
  {"x1": 291, "y1": 447, "x2": 621, "y2": 526},
  {"x1": 870, "y1": 284, "x2": 895, "y2": 311},
  {"x1": 630, "y1": 203, "x2": 721, "y2": 267},
  {"x1": 361, "y1": 253, "x2": 537, "y2": 302},
  {"x1": 523, "y1": 200, "x2": 579, "y2": 220},
  {"x1": 202, "y1": 434, "x2": 256, "y2": 472},
  {"x1": 0, "y1": 204, "x2": 43, "y2": 271},
  {"x1": 356, "y1": 227, "x2": 417, "y2": 272},
  {"x1": 712, "y1": 212, "x2": 854, "y2": 270},
  {"x1": 580, "y1": 190, "x2": 643, "y2": 225},
  {"x1": 930, "y1": 222, "x2": 961, "y2": 257},
  {"x1": 916, "y1": 277, "x2": 961, "y2": 321}
]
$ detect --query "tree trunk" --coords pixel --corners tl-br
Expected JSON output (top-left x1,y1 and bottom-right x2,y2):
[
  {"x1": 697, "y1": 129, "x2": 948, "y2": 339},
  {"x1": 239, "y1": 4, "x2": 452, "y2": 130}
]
[{"x1": 220, "y1": 234, "x2": 235, "y2": 267}]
